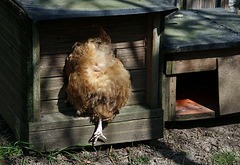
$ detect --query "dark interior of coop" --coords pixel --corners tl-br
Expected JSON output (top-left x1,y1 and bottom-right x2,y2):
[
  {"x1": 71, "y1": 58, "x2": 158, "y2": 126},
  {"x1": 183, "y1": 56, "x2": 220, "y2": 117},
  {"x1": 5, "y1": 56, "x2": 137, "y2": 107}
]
[
  {"x1": 39, "y1": 14, "x2": 149, "y2": 116},
  {"x1": 175, "y1": 70, "x2": 219, "y2": 118}
]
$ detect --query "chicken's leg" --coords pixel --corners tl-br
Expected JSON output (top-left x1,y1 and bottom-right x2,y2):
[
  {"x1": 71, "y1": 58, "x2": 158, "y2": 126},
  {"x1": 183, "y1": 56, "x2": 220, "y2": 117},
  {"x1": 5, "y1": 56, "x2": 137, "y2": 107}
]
[{"x1": 90, "y1": 115, "x2": 107, "y2": 145}]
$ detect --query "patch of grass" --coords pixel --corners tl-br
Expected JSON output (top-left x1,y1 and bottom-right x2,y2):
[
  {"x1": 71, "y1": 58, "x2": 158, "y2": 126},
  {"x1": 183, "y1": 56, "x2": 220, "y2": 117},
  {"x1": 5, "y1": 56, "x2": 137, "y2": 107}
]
[
  {"x1": 0, "y1": 136, "x2": 95, "y2": 164},
  {"x1": 0, "y1": 141, "x2": 24, "y2": 163},
  {"x1": 177, "y1": 144, "x2": 190, "y2": 165},
  {"x1": 106, "y1": 145, "x2": 120, "y2": 165},
  {"x1": 211, "y1": 149, "x2": 240, "y2": 165},
  {"x1": 134, "y1": 156, "x2": 149, "y2": 164}
]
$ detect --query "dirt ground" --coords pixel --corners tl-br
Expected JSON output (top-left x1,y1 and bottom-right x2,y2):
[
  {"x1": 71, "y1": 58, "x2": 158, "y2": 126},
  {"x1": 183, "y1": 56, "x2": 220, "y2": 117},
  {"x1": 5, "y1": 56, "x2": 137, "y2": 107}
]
[{"x1": 1, "y1": 114, "x2": 240, "y2": 165}]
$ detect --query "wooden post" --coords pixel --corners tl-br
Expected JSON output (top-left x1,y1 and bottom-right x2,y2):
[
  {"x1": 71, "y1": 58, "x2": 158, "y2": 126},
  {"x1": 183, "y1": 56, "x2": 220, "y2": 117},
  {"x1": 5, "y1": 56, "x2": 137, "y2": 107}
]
[
  {"x1": 166, "y1": 77, "x2": 177, "y2": 121},
  {"x1": 146, "y1": 13, "x2": 161, "y2": 108},
  {"x1": 158, "y1": 14, "x2": 169, "y2": 121},
  {"x1": 31, "y1": 23, "x2": 41, "y2": 121}
]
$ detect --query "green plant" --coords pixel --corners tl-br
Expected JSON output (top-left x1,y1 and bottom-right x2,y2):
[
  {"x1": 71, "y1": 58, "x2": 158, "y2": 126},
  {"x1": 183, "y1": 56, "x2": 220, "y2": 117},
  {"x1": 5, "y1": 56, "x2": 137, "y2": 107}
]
[
  {"x1": 134, "y1": 156, "x2": 149, "y2": 164},
  {"x1": 0, "y1": 141, "x2": 25, "y2": 164},
  {"x1": 127, "y1": 147, "x2": 132, "y2": 165},
  {"x1": 211, "y1": 149, "x2": 240, "y2": 165},
  {"x1": 40, "y1": 143, "x2": 94, "y2": 164},
  {"x1": 178, "y1": 144, "x2": 190, "y2": 165},
  {"x1": 0, "y1": 137, "x2": 95, "y2": 164}
]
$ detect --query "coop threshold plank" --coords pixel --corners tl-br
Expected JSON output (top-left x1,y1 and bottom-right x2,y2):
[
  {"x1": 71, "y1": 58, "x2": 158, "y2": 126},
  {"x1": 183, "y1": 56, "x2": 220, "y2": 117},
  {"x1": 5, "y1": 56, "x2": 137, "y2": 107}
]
[
  {"x1": 30, "y1": 105, "x2": 162, "y2": 132},
  {"x1": 29, "y1": 117, "x2": 163, "y2": 150},
  {"x1": 175, "y1": 99, "x2": 215, "y2": 121}
]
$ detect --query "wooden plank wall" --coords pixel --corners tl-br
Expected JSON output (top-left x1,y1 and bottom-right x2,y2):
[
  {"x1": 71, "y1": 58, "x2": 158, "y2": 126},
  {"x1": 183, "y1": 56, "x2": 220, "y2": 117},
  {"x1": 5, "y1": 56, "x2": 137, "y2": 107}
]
[
  {"x1": 39, "y1": 15, "x2": 147, "y2": 114},
  {"x1": 172, "y1": 0, "x2": 229, "y2": 9},
  {"x1": 0, "y1": 0, "x2": 32, "y2": 140},
  {"x1": 221, "y1": 0, "x2": 229, "y2": 9},
  {"x1": 218, "y1": 55, "x2": 240, "y2": 115},
  {"x1": 186, "y1": 0, "x2": 215, "y2": 9}
]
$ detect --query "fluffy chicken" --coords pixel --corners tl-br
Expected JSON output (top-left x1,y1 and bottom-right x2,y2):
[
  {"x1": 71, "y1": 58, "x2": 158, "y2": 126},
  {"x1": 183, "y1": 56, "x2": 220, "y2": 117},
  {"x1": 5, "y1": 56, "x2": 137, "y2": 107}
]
[{"x1": 65, "y1": 27, "x2": 132, "y2": 144}]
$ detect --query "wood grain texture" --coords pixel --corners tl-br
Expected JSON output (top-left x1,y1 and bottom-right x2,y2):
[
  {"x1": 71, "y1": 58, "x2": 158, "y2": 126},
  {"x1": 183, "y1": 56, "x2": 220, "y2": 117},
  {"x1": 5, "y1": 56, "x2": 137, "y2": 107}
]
[
  {"x1": 32, "y1": 24, "x2": 41, "y2": 121},
  {"x1": 39, "y1": 14, "x2": 147, "y2": 31},
  {"x1": 166, "y1": 58, "x2": 217, "y2": 75},
  {"x1": 164, "y1": 77, "x2": 177, "y2": 121},
  {"x1": 29, "y1": 105, "x2": 163, "y2": 150},
  {"x1": 40, "y1": 91, "x2": 146, "y2": 114},
  {"x1": 40, "y1": 49, "x2": 146, "y2": 77},
  {"x1": 39, "y1": 18, "x2": 147, "y2": 55},
  {"x1": 0, "y1": 0, "x2": 31, "y2": 56},
  {"x1": 40, "y1": 86, "x2": 145, "y2": 102},
  {"x1": 40, "y1": 70, "x2": 145, "y2": 96},
  {"x1": 29, "y1": 118, "x2": 162, "y2": 150},
  {"x1": 0, "y1": 94, "x2": 21, "y2": 140},
  {"x1": 186, "y1": 0, "x2": 215, "y2": 9},
  {"x1": 0, "y1": 0, "x2": 31, "y2": 141},
  {"x1": 176, "y1": 111, "x2": 215, "y2": 121},
  {"x1": 116, "y1": 47, "x2": 146, "y2": 69},
  {"x1": 146, "y1": 13, "x2": 161, "y2": 108},
  {"x1": 32, "y1": 105, "x2": 161, "y2": 131},
  {"x1": 218, "y1": 55, "x2": 240, "y2": 115},
  {"x1": 0, "y1": 1, "x2": 30, "y2": 120}
]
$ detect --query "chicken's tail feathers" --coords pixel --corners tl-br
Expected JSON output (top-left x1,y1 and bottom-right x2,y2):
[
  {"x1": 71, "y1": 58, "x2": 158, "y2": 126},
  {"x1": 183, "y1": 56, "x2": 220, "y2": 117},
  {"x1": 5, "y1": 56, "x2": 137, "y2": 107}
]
[{"x1": 96, "y1": 26, "x2": 111, "y2": 44}]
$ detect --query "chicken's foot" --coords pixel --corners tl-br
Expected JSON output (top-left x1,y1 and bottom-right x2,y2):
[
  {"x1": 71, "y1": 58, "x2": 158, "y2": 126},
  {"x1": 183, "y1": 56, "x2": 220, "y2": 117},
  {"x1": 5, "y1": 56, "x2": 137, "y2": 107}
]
[{"x1": 90, "y1": 115, "x2": 107, "y2": 145}]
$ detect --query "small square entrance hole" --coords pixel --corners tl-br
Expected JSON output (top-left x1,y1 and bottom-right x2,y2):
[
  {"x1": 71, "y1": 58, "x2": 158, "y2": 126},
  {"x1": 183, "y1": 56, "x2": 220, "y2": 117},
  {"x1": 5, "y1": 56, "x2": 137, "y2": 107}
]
[{"x1": 175, "y1": 71, "x2": 219, "y2": 120}]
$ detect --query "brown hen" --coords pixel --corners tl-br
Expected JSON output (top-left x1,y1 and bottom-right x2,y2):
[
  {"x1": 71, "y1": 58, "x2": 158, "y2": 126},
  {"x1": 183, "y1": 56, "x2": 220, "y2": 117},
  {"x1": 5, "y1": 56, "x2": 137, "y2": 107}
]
[{"x1": 65, "y1": 27, "x2": 132, "y2": 144}]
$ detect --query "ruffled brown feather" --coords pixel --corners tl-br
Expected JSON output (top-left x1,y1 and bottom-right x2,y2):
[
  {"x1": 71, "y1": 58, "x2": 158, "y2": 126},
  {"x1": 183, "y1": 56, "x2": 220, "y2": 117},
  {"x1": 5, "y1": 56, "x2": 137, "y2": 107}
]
[{"x1": 65, "y1": 27, "x2": 132, "y2": 122}]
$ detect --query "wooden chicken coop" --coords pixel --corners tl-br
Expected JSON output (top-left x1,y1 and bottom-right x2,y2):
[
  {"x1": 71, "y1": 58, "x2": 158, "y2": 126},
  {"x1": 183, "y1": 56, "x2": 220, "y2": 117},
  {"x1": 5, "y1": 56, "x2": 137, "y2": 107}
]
[
  {"x1": 163, "y1": 8, "x2": 240, "y2": 121},
  {"x1": 0, "y1": 0, "x2": 177, "y2": 150}
]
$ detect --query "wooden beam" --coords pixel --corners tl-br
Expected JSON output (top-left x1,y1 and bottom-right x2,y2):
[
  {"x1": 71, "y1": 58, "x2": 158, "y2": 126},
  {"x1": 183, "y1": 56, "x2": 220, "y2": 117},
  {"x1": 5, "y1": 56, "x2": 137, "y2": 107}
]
[
  {"x1": 29, "y1": 105, "x2": 163, "y2": 150},
  {"x1": 146, "y1": 13, "x2": 161, "y2": 108},
  {"x1": 164, "y1": 76, "x2": 177, "y2": 121},
  {"x1": 29, "y1": 118, "x2": 162, "y2": 150},
  {"x1": 158, "y1": 14, "x2": 168, "y2": 117},
  {"x1": 31, "y1": 24, "x2": 41, "y2": 121},
  {"x1": 166, "y1": 58, "x2": 217, "y2": 75},
  {"x1": 0, "y1": 0, "x2": 31, "y2": 141}
]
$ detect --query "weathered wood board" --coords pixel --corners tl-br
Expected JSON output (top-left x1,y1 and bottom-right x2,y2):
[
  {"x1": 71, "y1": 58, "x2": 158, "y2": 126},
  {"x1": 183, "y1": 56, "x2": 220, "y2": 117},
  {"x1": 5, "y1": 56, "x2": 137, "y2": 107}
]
[
  {"x1": 164, "y1": 76, "x2": 176, "y2": 121},
  {"x1": 218, "y1": 55, "x2": 240, "y2": 115},
  {"x1": 166, "y1": 58, "x2": 216, "y2": 75},
  {"x1": 186, "y1": 0, "x2": 215, "y2": 9},
  {"x1": 0, "y1": 0, "x2": 32, "y2": 140},
  {"x1": 29, "y1": 105, "x2": 163, "y2": 150},
  {"x1": 146, "y1": 13, "x2": 163, "y2": 109},
  {"x1": 176, "y1": 99, "x2": 215, "y2": 121}
]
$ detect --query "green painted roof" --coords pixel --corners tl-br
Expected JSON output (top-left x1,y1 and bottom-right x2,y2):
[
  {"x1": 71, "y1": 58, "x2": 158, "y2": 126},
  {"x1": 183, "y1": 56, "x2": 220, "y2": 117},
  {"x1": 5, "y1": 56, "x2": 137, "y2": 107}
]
[{"x1": 14, "y1": 0, "x2": 177, "y2": 22}]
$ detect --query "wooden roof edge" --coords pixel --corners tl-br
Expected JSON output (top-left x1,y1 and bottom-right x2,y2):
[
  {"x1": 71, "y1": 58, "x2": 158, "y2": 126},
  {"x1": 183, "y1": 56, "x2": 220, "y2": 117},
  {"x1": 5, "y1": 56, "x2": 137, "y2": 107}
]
[{"x1": 14, "y1": 0, "x2": 178, "y2": 22}]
